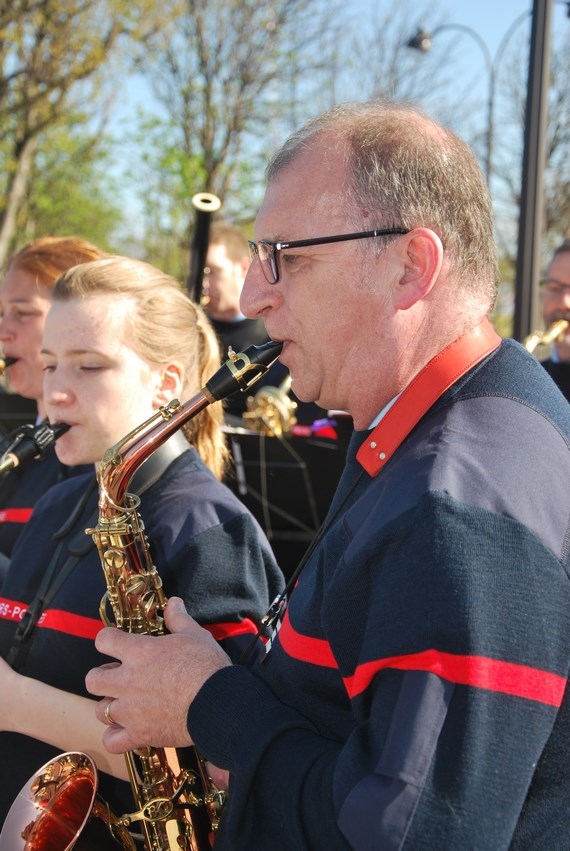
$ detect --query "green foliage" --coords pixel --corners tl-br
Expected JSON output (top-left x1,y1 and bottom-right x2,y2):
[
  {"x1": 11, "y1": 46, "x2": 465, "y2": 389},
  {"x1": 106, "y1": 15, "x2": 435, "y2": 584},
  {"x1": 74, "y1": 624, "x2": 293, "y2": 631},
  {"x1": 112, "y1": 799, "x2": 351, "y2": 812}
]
[
  {"x1": 1, "y1": 0, "x2": 569, "y2": 308},
  {"x1": 0, "y1": 0, "x2": 166, "y2": 266},
  {"x1": 14, "y1": 126, "x2": 124, "y2": 253}
]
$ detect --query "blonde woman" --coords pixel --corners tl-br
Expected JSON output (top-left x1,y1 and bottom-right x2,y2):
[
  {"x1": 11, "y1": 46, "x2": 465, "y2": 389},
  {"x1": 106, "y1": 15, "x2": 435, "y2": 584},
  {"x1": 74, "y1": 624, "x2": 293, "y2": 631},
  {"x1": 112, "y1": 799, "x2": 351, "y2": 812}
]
[{"x1": 0, "y1": 256, "x2": 283, "y2": 823}]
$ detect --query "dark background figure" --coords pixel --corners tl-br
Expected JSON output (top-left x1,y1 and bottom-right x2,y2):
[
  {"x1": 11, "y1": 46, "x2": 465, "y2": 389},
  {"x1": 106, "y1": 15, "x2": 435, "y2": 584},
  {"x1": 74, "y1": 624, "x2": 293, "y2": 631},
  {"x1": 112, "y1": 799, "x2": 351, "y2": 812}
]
[
  {"x1": 538, "y1": 238, "x2": 570, "y2": 401},
  {"x1": 203, "y1": 222, "x2": 273, "y2": 419}
]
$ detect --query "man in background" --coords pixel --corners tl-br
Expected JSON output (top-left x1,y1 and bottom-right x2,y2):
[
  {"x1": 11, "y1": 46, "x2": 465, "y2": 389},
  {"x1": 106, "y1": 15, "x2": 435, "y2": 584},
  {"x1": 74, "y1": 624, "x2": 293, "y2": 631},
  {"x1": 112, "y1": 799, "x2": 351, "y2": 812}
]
[
  {"x1": 203, "y1": 223, "x2": 274, "y2": 419},
  {"x1": 538, "y1": 238, "x2": 570, "y2": 401},
  {"x1": 203, "y1": 222, "x2": 269, "y2": 359},
  {"x1": 204, "y1": 221, "x2": 325, "y2": 425}
]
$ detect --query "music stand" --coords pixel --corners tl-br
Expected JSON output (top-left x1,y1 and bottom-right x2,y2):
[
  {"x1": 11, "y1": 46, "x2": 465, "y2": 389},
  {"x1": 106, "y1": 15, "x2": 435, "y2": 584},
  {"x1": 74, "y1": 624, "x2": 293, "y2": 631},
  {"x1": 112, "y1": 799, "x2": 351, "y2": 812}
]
[{"x1": 224, "y1": 426, "x2": 348, "y2": 579}]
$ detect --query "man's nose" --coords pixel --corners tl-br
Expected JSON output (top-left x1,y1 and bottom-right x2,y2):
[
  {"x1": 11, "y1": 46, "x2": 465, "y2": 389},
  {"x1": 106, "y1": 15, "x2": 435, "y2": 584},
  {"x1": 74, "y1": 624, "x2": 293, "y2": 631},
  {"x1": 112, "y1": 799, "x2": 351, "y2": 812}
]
[{"x1": 240, "y1": 263, "x2": 278, "y2": 319}]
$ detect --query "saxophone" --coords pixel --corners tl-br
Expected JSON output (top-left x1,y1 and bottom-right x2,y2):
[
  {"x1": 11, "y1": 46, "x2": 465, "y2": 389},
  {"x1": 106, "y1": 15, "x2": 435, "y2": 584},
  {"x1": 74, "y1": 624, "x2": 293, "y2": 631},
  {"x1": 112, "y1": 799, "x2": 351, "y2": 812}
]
[
  {"x1": 242, "y1": 374, "x2": 297, "y2": 436},
  {"x1": 523, "y1": 319, "x2": 569, "y2": 354},
  {"x1": 0, "y1": 341, "x2": 283, "y2": 851}
]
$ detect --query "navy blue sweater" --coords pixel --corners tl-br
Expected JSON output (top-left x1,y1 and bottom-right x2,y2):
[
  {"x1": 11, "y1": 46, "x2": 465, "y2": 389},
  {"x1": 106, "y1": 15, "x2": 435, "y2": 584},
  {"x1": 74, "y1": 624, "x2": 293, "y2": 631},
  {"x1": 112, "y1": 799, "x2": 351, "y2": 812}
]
[
  {"x1": 0, "y1": 445, "x2": 90, "y2": 559},
  {"x1": 189, "y1": 340, "x2": 570, "y2": 850},
  {"x1": 0, "y1": 444, "x2": 284, "y2": 822}
]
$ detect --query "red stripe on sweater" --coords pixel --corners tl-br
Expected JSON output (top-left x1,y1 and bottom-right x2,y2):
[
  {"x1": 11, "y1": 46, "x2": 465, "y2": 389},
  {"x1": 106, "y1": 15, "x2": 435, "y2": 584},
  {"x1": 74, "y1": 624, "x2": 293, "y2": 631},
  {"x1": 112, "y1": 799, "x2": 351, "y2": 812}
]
[
  {"x1": 344, "y1": 650, "x2": 567, "y2": 707},
  {"x1": 205, "y1": 617, "x2": 259, "y2": 641},
  {"x1": 0, "y1": 599, "x2": 104, "y2": 639},
  {"x1": 278, "y1": 614, "x2": 566, "y2": 707},
  {"x1": 0, "y1": 597, "x2": 259, "y2": 643},
  {"x1": 40, "y1": 609, "x2": 103, "y2": 639},
  {"x1": 0, "y1": 508, "x2": 33, "y2": 524},
  {"x1": 278, "y1": 609, "x2": 337, "y2": 667}
]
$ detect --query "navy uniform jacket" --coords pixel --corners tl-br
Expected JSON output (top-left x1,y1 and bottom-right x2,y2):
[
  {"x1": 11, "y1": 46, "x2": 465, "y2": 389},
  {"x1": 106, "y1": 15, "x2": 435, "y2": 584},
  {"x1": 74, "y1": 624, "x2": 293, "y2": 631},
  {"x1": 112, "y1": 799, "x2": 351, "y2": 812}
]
[
  {"x1": 540, "y1": 357, "x2": 570, "y2": 403},
  {"x1": 0, "y1": 447, "x2": 90, "y2": 560},
  {"x1": 189, "y1": 339, "x2": 570, "y2": 850}
]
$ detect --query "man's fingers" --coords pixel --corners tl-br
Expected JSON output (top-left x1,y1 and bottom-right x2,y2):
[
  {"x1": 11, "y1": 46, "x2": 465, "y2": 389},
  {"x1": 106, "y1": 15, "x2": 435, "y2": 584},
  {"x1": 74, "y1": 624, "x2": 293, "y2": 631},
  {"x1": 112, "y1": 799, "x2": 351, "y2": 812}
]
[{"x1": 164, "y1": 596, "x2": 200, "y2": 634}]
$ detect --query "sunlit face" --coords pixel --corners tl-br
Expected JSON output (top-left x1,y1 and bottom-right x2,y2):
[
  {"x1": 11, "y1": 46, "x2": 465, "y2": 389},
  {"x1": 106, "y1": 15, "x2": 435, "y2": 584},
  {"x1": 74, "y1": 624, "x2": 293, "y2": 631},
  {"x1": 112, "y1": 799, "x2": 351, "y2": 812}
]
[
  {"x1": 203, "y1": 243, "x2": 247, "y2": 320},
  {"x1": 240, "y1": 144, "x2": 397, "y2": 422},
  {"x1": 42, "y1": 296, "x2": 166, "y2": 467},
  {"x1": 0, "y1": 267, "x2": 53, "y2": 404},
  {"x1": 541, "y1": 250, "x2": 570, "y2": 358}
]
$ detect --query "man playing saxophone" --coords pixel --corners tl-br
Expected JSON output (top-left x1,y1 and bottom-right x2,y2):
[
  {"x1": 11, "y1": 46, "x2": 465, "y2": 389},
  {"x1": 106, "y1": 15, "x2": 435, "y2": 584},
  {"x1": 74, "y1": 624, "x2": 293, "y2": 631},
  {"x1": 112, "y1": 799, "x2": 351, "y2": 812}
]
[
  {"x1": 88, "y1": 102, "x2": 570, "y2": 850},
  {"x1": 0, "y1": 257, "x2": 283, "y2": 829},
  {"x1": 537, "y1": 238, "x2": 570, "y2": 401}
]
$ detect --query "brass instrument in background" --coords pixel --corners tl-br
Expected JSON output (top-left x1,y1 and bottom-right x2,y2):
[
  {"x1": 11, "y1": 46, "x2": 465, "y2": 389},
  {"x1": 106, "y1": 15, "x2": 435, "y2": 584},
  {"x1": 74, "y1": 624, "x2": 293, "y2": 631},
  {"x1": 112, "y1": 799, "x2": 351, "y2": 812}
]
[
  {"x1": 243, "y1": 374, "x2": 297, "y2": 437},
  {"x1": 0, "y1": 355, "x2": 16, "y2": 375},
  {"x1": 0, "y1": 341, "x2": 283, "y2": 851},
  {"x1": 523, "y1": 319, "x2": 569, "y2": 354}
]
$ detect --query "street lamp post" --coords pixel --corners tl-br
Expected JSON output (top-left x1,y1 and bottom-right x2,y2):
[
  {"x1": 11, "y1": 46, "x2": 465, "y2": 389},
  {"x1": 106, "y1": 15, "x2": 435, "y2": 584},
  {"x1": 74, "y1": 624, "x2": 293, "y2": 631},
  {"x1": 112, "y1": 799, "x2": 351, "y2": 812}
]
[
  {"x1": 513, "y1": 0, "x2": 553, "y2": 341},
  {"x1": 407, "y1": 25, "x2": 494, "y2": 185},
  {"x1": 408, "y1": 5, "x2": 569, "y2": 341},
  {"x1": 407, "y1": 13, "x2": 530, "y2": 188}
]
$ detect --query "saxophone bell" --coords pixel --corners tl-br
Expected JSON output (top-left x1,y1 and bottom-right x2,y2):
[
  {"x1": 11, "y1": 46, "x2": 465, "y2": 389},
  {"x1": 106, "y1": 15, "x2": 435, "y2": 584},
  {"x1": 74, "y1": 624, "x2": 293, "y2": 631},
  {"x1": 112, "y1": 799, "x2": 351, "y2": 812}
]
[
  {"x1": 0, "y1": 751, "x2": 136, "y2": 850},
  {"x1": 242, "y1": 374, "x2": 297, "y2": 436}
]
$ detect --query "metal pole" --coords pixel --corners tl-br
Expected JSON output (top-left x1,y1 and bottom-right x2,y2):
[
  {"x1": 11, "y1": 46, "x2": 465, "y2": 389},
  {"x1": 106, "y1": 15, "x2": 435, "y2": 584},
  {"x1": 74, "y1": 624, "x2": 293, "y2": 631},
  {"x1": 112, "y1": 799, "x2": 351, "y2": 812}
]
[{"x1": 512, "y1": 0, "x2": 553, "y2": 341}]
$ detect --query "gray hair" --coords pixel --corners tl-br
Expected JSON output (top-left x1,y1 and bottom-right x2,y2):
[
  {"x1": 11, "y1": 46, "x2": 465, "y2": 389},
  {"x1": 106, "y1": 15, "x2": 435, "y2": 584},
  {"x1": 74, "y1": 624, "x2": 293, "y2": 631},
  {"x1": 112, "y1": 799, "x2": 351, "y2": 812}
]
[{"x1": 267, "y1": 100, "x2": 499, "y2": 309}]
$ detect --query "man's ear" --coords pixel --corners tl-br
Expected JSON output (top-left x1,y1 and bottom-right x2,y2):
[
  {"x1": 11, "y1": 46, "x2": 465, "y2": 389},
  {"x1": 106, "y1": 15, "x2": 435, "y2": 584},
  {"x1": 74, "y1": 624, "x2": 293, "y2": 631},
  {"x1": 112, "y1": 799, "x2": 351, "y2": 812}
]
[
  {"x1": 394, "y1": 228, "x2": 444, "y2": 311},
  {"x1": 154, "y1": 363, "x2": 183, "y2": 408}
]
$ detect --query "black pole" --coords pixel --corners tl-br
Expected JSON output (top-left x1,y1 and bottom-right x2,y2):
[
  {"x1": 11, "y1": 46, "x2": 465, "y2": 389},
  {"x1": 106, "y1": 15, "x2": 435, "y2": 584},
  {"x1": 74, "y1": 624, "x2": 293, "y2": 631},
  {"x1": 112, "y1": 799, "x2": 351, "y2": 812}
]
[
  {"x1": 186, "y1": 192, "x2": 221, "y2": 304},
  {"x1": 512, "y1": 0, "x2": 553, "y2": 341}
]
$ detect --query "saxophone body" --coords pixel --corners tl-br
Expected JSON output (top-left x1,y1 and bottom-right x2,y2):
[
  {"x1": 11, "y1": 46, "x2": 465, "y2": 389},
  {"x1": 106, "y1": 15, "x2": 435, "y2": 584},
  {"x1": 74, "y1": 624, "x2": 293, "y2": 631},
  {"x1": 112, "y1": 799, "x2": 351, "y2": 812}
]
[
  {"x1": 89, "y1": 494, "x2": 220, "y2": 851},
  {"x1": 0, "y1": 341, "x2": 283, "y2": 851}
]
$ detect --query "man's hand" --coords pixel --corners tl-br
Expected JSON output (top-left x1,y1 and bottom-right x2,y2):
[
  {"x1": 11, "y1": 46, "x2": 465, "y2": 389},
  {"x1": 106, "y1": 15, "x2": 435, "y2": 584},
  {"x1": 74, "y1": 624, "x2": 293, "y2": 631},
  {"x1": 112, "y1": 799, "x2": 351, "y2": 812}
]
[{"x1": 85, "y1": 597, "x2": 232, "y2": 753}]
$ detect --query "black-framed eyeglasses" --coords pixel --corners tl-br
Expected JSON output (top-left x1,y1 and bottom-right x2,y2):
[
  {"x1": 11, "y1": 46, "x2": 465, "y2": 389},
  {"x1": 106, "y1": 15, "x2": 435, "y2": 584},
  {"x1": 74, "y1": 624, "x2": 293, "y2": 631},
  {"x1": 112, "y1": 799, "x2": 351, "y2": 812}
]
[
  {"x1": 248, "y1": 228, "x2": 410, "y2": 284},
  {"x1": 540, "y1": 278, "x2": 570, "y2": 296}
]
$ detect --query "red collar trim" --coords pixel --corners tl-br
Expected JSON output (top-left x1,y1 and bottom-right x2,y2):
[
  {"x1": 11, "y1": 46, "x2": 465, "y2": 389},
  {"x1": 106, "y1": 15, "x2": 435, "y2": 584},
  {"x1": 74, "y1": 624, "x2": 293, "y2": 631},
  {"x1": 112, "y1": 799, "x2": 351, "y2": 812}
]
[{"x1": 356, "y1": 318, "x2": 501, "y2": 477}]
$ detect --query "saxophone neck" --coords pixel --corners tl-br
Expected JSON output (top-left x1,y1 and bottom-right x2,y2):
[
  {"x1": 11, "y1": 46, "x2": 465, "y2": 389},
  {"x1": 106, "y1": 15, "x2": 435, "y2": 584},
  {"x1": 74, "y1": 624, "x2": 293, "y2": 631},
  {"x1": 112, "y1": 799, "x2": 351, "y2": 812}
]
[{"x1": 98, "y1": 341, "x2": 283, "y2": 507}]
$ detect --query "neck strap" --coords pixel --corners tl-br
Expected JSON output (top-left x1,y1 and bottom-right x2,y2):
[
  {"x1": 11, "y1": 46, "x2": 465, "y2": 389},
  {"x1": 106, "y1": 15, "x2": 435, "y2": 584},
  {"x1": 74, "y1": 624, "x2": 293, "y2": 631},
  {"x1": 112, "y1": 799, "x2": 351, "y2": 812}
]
[{"x1": 357, "y1": 318, "x2": 501, "y2": 477}]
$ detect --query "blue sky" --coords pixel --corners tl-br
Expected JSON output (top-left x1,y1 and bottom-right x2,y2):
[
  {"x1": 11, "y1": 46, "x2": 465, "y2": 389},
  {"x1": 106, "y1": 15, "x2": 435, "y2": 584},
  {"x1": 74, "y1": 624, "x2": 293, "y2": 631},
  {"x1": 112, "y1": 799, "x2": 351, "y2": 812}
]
[
  {"x1": 434, "y1": 1, "x2": 565, "y2": 55},
  {"x1": 438, "y1": 1, "x2": 530, "y2": 51},
  {"x1": 407, "y1": 0, "x2": 567, "y2": 94}
]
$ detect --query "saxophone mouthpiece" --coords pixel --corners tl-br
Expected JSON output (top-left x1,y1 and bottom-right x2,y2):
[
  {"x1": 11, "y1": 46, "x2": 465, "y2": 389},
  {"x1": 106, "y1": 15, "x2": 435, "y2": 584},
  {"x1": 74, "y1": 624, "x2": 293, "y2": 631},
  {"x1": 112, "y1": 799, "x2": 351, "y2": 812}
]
[
  {"x1": 0, "y1": 421, "x2": 70, "y2": 475},
  {"x1": 0, "y1": 356, "x2": 17, "y2": 375},
  {"x1": 205, "y1": 340, "x2": 283, "y2": 401}
]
